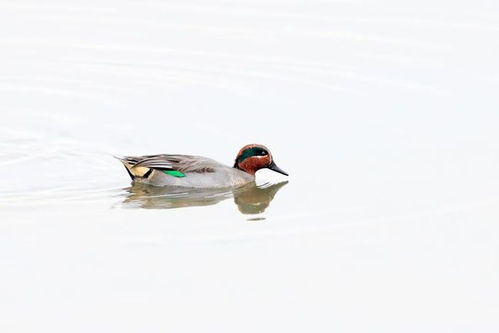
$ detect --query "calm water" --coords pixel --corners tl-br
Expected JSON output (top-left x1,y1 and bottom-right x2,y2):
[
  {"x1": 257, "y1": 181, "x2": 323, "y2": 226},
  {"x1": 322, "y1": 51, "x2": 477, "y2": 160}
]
[{"x1": 1, "y1": 0, "x2": 499, "y2": 332}]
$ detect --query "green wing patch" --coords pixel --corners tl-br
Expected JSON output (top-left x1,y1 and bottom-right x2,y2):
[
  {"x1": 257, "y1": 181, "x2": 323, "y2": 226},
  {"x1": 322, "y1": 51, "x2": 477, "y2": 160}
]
[{"x1": 163, "y1": 170, "x2": 186, "y2": 178}]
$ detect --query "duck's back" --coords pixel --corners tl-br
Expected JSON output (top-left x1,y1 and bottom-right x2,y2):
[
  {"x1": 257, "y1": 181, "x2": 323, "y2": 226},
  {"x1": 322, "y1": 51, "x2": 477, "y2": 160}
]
[{"x1": 118, "y1": 154, "x2": 254, "y2": 188}]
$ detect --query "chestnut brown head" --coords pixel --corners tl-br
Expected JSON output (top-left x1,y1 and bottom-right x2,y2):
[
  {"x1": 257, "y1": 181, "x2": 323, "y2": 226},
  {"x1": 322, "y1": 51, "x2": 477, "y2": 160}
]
[{"x1": 233, "y1": 144, "x2": 288, "y2": 176}]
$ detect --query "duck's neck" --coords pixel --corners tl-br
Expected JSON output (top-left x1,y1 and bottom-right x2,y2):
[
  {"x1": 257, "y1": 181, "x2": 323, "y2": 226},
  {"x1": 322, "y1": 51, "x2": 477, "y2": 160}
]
[{"x1": 234, "y1": 161, "x2": 258, "y2": 175}]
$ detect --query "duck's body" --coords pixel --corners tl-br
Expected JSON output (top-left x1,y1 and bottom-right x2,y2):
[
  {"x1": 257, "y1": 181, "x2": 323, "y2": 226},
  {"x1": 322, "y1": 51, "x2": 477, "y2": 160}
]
[
  {"x1": 119, "y1": 154, "x2": 254, "y2": 188},
  {"x1": 117, "y1": 144, "x2": 288, "y2": 189}
]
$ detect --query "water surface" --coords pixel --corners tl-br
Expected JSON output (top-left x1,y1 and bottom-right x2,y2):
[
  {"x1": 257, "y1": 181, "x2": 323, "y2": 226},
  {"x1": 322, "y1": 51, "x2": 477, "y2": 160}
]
[{"x1": 1, "y1": 0, "x2": 499, "y2": 332}]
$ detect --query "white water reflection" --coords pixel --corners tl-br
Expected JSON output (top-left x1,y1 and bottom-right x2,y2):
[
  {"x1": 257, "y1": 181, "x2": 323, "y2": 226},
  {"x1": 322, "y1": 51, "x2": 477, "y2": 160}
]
[{"x1": 121, "y1": 181, "x2": 288, "y2": 216}]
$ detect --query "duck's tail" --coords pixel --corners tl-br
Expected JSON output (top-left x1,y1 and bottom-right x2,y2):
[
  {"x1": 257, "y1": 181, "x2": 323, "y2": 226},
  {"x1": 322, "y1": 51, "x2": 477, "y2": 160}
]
[{"x1": 114, "y1": 155, "x2": 152, "y2": 180}]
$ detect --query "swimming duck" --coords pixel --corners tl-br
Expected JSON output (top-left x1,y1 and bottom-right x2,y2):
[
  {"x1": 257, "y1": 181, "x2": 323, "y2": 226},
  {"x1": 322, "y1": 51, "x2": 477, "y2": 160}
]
[{"x1": 117, "y1": 144, "x2": 288, "y2": 188}]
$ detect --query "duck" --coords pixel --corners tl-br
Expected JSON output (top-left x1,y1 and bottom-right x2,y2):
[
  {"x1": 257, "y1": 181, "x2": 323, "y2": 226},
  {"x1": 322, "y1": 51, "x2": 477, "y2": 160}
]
[{"x1": 116, "y1": 144, "x2": 288, "y2": 188}]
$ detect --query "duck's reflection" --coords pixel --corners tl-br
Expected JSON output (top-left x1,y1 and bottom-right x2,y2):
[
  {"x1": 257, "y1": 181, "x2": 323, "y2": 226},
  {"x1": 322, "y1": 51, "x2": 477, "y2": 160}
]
[{"x1": 122, "y1": 181, "x2": 288, "y2": 215}]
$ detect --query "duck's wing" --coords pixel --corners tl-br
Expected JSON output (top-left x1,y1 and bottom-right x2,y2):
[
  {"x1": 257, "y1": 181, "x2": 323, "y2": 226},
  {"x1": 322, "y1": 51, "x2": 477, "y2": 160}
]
[{"x1": 118, "y1": 154, "x2": 217, "y2": 179}]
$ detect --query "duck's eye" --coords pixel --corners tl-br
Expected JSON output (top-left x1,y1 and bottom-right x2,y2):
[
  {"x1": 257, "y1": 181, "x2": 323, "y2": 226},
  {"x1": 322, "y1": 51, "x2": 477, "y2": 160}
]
[{"x1": 260, "y1": 150, "x2": 268, "y2": 156}]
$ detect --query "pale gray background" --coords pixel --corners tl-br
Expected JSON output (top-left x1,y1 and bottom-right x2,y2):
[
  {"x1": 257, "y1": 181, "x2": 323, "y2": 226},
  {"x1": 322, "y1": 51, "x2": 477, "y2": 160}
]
[{"x1": 0, "y1": 0, "x2": 498, "y2": 332}]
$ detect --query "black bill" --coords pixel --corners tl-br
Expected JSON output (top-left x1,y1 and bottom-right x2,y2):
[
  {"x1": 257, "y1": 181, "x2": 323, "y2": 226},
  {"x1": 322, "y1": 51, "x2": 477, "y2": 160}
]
[{"x1": 268, "y1": 161, "x2": 289, "y2": 176}]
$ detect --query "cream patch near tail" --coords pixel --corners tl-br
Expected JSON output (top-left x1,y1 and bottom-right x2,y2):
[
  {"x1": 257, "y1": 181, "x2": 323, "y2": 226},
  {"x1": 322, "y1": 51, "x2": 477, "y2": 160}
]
[{"x1": 121, "y1": 161, "x2": 151, "y2": 179}]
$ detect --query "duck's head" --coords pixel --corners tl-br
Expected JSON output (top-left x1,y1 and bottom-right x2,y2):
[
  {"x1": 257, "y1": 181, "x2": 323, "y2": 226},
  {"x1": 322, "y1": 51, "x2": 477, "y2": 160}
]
[{"x1": 233, "y1": 144, "x2": 288, "y2": 176}]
